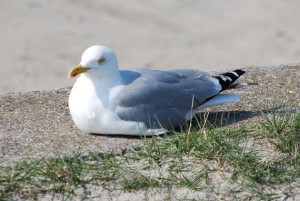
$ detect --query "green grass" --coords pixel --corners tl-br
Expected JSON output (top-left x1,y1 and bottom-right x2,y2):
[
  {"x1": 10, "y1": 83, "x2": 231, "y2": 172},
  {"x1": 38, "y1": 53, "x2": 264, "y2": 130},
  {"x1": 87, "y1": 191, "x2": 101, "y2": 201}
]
[{"x1": 0, "y1": 109, "x2": 299, "y2": 200}]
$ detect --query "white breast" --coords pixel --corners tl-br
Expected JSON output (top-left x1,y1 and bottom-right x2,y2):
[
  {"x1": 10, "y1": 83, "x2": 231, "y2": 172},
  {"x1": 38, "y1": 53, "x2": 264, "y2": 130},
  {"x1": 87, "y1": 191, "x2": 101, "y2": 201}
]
[{"x1": 69, "y1": 76, "x2": 105, "y2": 133}]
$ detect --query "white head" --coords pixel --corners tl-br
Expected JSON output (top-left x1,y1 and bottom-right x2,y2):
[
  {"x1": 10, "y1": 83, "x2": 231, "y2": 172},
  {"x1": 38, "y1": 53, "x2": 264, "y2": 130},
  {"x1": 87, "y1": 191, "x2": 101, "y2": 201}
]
[{"x1": 68, "y1": 45, "x2": 119, "y2": 80}]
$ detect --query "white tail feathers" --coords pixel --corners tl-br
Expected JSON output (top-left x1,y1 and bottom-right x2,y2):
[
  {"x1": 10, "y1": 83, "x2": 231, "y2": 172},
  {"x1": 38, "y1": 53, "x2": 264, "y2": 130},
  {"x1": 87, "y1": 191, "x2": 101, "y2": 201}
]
[{"x1": 198, "y1": 94, "x2": 241, "y2": 110}]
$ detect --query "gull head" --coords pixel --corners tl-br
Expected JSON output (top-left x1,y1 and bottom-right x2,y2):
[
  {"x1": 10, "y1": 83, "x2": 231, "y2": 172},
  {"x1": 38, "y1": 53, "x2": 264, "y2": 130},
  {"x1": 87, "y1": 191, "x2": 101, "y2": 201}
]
[{"x1": 68, "y1": 45, "x2": 119, "y2": 79}]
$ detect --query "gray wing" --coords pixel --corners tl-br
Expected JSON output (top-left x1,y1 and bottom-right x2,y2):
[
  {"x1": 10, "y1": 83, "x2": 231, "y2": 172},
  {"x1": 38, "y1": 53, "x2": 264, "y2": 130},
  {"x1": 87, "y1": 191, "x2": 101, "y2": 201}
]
[{"x1": 112, "y1": 69, "x2": 221, "y2": 129}]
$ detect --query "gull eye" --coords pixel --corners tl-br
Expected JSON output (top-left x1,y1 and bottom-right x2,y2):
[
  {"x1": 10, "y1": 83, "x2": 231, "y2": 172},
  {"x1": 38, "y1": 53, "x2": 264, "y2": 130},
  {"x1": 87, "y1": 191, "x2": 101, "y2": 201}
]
[{"x1": 98, "y1": 57, "x2": 106, "y2": 64}]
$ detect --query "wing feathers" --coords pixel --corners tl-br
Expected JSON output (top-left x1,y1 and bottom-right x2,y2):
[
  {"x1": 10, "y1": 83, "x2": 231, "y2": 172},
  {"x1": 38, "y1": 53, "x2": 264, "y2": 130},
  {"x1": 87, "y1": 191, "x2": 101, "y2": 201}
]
[{"x1": 213, "y1": 69, "x2": 245, "y2": 91}]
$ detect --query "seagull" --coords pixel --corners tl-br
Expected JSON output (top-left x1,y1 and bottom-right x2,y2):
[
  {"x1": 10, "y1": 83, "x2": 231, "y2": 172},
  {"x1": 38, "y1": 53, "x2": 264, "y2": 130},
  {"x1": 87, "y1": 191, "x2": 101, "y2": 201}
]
[{"x1": 68, "y1": 45, "x2": 245, "y2": 136}]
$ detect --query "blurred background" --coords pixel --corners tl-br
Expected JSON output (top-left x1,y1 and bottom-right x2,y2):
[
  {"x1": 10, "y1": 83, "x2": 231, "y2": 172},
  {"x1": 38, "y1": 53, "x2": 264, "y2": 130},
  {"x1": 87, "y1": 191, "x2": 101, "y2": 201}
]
[{"x1": 1, "y1": 0, "x2": 300, "y2": 94}]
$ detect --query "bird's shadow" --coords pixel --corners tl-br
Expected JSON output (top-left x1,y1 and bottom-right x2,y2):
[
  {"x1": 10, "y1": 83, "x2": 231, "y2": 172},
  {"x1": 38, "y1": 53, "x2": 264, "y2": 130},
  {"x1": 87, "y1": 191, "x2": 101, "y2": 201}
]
[
  {"x1": 187, "y1": 110, "x2": 258, "y2": 131},
  {"x1": 89, "y1": 109, "x2": 262, "y2": 139}
]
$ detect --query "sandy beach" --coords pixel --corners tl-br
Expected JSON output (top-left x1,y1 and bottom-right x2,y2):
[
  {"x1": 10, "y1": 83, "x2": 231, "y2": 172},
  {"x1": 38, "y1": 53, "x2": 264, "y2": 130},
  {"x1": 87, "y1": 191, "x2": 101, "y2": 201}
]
[
  {"x1": 1, "y1": 65, "x2": 299, "y2": 200},
  {"x1": 1, "y1": 0, "x2": 300, "y2": 94}
]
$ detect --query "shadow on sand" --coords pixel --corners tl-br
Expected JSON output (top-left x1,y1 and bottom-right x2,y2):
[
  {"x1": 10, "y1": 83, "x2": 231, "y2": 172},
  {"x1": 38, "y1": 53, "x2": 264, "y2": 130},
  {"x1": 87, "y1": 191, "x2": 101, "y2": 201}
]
[
  {"x1": 189, "y1": 110, "x2": 258, "y2": 130},
  {"x1": 90, "y1": 110, "x2": 262, "y2": 139}
]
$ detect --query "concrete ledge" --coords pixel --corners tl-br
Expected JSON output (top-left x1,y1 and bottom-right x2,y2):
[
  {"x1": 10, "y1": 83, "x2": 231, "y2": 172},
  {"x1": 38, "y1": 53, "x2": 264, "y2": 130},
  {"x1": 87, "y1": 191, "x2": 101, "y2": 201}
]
[{"x1": 0, "y1": 65, "x2": 299, "y2": 164}]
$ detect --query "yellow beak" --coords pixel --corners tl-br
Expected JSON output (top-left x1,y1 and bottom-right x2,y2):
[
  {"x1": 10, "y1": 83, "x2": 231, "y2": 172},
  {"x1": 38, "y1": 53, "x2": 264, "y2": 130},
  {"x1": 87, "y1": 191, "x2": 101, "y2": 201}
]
[{"x1": 68, "y1": 65, "x2": 91, "y2": 78}]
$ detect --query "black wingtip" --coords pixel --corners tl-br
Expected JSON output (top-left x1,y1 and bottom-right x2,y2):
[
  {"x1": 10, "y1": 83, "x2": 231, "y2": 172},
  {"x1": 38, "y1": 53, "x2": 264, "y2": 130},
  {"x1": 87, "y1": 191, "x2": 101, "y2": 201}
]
[{"x1": 213, "y1": 69, "x2": 246, "y2": 91}]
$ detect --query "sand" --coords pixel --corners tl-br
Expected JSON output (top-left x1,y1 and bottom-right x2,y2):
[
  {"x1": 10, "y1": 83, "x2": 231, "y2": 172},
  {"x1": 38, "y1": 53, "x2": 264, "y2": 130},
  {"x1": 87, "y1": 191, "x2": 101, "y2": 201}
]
[
  {"x1": 1, "y1": 0, "x2": 300, "y2": 94},
  {"x1": 0, "y1": 65, "x2": 299, "y2": 200},
  {"x1": 1, "y1": 64, "x2": 299, "y2": 164}
]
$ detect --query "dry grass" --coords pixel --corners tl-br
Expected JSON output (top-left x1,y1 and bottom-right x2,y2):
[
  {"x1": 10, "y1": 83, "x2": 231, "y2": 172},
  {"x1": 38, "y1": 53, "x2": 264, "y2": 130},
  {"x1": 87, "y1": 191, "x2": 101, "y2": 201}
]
[{"x1": 1, "y1": 109, "x2": 299, "y2": 200}]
